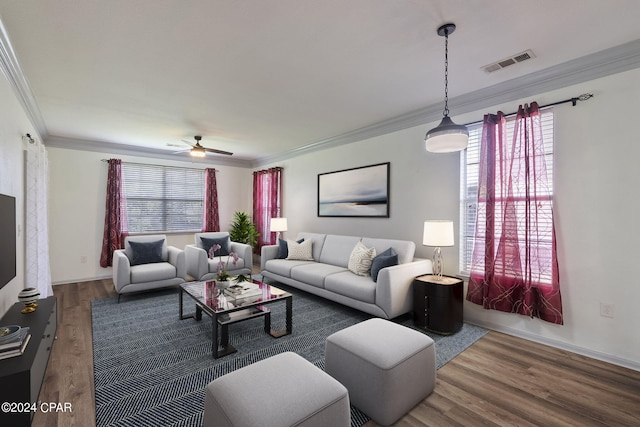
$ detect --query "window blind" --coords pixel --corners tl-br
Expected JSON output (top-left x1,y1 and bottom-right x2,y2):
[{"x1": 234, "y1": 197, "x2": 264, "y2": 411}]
[{"x1": 122, "y1": 163, "x2": 205, "y2": 233}]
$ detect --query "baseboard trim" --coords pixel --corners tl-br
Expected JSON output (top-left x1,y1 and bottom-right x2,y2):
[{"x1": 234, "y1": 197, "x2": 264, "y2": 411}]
[
  {"x1": 52, "y1": 275, "x2": 112, "y2": 286},
  {"x1": 468, "y1": 319, "x2": 640, "y2": 372}
]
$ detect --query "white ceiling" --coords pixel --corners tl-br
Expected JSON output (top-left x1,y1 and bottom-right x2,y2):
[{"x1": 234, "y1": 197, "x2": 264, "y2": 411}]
[{"x1": 2, "y1": 0, "x2": 640, "y2": 166}]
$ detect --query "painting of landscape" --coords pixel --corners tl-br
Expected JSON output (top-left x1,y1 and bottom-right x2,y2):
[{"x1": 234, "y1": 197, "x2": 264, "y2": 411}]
[{"x1": 318, "y1": 162, "x2": 389, "y2": 217}]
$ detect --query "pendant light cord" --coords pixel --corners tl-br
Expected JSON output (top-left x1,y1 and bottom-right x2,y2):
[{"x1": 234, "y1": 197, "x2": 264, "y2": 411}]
[{"x1": 443, "y1": 28, "x2": 450, "y2": 117}]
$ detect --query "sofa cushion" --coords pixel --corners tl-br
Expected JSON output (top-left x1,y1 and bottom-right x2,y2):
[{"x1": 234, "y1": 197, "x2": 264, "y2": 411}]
[
  {"x1": 348, "y1": 242, "x2": 376, "y2": 276},
  {"x1": 324, "y1": 271, "x2": 376, "y2": 304},
  {"x1": 290, "y1": 263, "x2": 348, "y2": 288},
  {"x1": 286, "y1": 239, "x2": 314, "y2": 260},
  {"x1": 129, "y1": 239, "x2": 164, "y2": 266},
  {"x1": 264, "y1": 259, "x2": 314, "y2": 278},
  {"x1": 318, "y1": 235, "x2": 362, "y2": 267},
  {"x1": 201, "y1": 235, "x2": 230, "y2": 257},
  {"x1": 130, "y1": 262, "x2": 177, "y2": 283},
  {"x1": 371, "y1": 247, "x2": 399, "y2": 282},
  {"x1": 361, "y1": 238, "x2": 415, "y2": 265}
]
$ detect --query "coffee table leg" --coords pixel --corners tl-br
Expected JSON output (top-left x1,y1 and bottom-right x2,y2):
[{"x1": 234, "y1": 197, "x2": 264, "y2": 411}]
[
  {"x1": 286, "y1": 296, "x2": 292, "y2": 334},
  {"x1": 212, "y1": 313, "x2": 219, "y2": 358},
  {"x1": 264, "y1": 311, "x2": 271, "y2": 334},
  {"x1": 269, "y1": 296, "x2": 293, "y2": 338}
]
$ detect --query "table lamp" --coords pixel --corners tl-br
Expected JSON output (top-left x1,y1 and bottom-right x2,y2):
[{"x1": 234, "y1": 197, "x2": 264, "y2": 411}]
[
  {"x1": 270, "y1": 217, "x2": 288, "y2": 241},
  {"x1": 423, "y1": 220, "x2": 454, "y2": 280}
]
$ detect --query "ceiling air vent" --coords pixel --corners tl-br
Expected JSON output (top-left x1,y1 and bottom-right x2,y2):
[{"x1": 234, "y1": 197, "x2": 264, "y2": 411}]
[{"x1": 482, "y1": 49, "x2": 535, "y2": 73}]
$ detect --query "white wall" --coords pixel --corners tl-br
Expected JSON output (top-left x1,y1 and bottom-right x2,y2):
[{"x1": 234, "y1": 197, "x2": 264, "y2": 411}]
[
  {"x1": 257, "y1": 68, "x2": 640, "y2": 370},
  {"x1": 261, "y1": 128, "x2": 461, "y2": 263},
  {"x1": 47, "y1": 147, "x2": 252, "y2": 284},
  {"x1": 0, "y1": 74, "x2": 34, "y2": 316}
]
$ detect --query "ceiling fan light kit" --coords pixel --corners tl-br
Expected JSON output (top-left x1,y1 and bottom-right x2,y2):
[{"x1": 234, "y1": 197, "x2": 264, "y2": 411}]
[
  {"x1": 425, "y1": 23, "x2": 469, "y2": 153},
  {"x1": 183, "y1": 135, "x2": 233, "y2": 157}
]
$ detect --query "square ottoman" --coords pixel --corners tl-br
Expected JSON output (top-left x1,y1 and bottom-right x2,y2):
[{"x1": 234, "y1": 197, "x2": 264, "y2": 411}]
[
  {"x1": 325, "y1": 318, "x2": 436, "y2": 426},
  {"x1": 204, "y1": 352, "x2": 350, "y2": 427}
]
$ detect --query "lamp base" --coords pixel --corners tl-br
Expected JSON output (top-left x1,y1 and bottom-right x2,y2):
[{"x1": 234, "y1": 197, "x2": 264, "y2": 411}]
[{"x1": 432, "y1": 247, "x2": 444, "y2": 281}]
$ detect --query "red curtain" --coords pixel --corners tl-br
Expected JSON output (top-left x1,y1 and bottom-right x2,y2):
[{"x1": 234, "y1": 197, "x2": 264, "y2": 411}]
[
  {"x1": 466, "y1": 103, "x2": 563, "y2": 324},
  {"x1": 100, "y1": 159, "x2": 128, "y2": 267},
  {"x1": 202, "y1": 168, "x2": 220, "y2": 232},
  {"x1": 253, "y1": 167, "x2": 282, "y2": 252}
]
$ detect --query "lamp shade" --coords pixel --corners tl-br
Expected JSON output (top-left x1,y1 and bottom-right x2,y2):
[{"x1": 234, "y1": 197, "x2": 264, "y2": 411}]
[
  {"x1": 270, "y1": 217, "x2": 288, "y2": 232},
  {"x1": 423, "y1": 220, "x2": 454, "y2": 247},
  {"x1": 425, "y1": 116, "x2": 469, "y2": 153}
]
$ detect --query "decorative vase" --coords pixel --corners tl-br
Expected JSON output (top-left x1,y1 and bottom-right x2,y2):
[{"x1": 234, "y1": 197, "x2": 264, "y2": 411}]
[{"x1": 216, "y1": 279, "x2": 234, "y2": 290}]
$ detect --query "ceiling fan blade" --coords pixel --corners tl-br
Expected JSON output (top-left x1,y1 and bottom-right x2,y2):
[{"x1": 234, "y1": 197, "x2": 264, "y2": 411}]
[{"x1": 204, "y1": 147, "x2": 233, "y2": 156}]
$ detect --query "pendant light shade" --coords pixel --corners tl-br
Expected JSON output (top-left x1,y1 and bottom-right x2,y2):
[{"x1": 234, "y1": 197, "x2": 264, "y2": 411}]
[
  {"x1": 425, "y1": 23, "x2": 468, "y2": 153},
  {"x1": 425, "y1": 116, "x2": 469, "y2": 152}
]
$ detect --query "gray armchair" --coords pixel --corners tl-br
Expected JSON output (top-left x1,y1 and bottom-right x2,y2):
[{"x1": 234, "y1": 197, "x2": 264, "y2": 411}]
[
  {"x1": 112, "y1": 234, "x2": 187, "y2": 300},
  {"x1": 185, "y1": 232, "x2": 252, "y2": 281}
]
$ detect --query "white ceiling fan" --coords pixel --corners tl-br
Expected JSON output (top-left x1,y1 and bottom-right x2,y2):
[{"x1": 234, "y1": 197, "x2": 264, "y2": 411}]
[{"x1": 178, "y1": 135, "x2": 233, "y2": 157}]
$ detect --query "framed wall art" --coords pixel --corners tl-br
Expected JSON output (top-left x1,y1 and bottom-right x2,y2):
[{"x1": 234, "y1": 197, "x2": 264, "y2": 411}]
[{"x1": 317, "y1": 162, "x2": 390, "y2": 217}]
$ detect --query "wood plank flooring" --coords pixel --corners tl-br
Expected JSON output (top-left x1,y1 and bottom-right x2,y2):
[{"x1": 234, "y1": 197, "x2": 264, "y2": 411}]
[{"x1": 31, "y1": 280, "x2": 640, "y2": 427}]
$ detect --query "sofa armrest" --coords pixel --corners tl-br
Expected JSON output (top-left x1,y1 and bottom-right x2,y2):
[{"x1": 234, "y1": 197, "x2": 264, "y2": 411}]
[
  {"x1": 260, "y1": 245, "x2": 279, "y2": 271},
  {"x1": 230, "y1": 241, "x2": 253, "y2": 272},
  {"x1": 375, "y1": 259, "x2": 432, "y2": 319},
  {"x1": 112, "y1": 250, "x2": 131, "y2": 293},
  {"x1": 168, "y1": 246, "x2": 187, "y2": 280},
  {"x1": 185, "y1": 244, "x2": 208, "y2": 281}
]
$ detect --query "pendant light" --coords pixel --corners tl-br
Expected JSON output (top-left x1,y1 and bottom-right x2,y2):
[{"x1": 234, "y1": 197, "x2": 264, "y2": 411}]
[{"x1": 425, "y1": 23, "x2": 468, "y2": 153}]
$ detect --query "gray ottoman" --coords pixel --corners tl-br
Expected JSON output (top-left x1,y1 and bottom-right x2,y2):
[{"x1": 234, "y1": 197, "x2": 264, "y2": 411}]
[
  {"x1": 204, "y1": 352, "x2": 350, "y2": 427},
  {"x1": 325, "y1": 318, "x2": 436, "y2": 426}
]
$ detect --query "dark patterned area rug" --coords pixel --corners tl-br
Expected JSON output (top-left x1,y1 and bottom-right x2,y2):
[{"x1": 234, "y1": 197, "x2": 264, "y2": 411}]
[{"x1": 92, "y1": 285, "x2": 487, "y2": 427}]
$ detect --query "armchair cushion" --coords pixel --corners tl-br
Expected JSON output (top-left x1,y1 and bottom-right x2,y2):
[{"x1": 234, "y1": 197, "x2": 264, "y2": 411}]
[
  {"x1": 201, "y1": 235, "x2": 230, "y2": 256},
  {"x1": 129, "y1": 239, "x2": 164, "y2": 266}
]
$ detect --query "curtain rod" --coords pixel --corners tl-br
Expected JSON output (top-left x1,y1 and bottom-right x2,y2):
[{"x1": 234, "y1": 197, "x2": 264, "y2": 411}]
[
  {"x1": 100, "y1": 159, "x2": 218, "y2": 172},
  {"x1": 462, "y1": 93, "x2": 594, "y2": 127}
]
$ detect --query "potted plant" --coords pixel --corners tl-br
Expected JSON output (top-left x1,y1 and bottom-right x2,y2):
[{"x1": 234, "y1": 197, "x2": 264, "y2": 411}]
[{"x1": 229, "y1": 211, "x2": 260, "y2": 248}]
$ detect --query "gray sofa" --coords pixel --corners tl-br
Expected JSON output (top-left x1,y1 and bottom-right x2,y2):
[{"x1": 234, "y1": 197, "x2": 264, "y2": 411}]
[{"x1": 261, "y1": 232, "x2": 432, "y2": 319}]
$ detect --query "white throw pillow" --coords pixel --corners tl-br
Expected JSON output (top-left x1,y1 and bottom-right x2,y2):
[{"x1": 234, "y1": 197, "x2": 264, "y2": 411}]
[
  {"x1": 286, "y1": 239, "x2": 314, "y2": 261},
  {"x1": 348, "y1": 241, "x2": 377, "y2": 276}
]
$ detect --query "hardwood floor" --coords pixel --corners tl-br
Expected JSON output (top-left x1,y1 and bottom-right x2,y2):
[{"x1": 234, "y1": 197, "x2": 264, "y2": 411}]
[{"x1": 32, "y1": 280, "x2": 640, "y2": 427}]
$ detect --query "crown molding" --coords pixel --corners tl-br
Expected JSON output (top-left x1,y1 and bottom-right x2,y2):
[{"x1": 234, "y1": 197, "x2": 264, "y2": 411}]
[
  {"x1": 0, "y1": 17, "x2": 48, "y2": 139},
  {"x1": 45, "y1": 136, "x2": 253, "y2": 168},
  {"x1": 253, "y1": 38, "x2": 640, "y2": 167}
]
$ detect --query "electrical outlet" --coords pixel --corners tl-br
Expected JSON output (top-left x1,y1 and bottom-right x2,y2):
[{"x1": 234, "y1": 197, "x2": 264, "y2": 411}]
[
  {"x1": 600, "y1": 302, "x2": 614, "y2": 318},
  {"x1": 80, "y1": 256, "x2": 87, "y2": 264}
]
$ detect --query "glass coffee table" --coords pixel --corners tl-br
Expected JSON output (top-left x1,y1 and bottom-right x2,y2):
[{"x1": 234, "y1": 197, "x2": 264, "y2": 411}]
[{"x1": 179, "y1": 279, "x2": 292, "y2": 358}]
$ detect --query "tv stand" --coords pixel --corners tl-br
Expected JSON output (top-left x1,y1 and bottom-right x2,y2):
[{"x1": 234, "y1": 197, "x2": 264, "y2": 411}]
[{"x1": 0, "y1": 296, "x2": 57, "y2": 427}]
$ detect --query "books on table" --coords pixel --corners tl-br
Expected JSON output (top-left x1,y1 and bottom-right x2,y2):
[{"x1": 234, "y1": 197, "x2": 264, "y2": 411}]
[
  {"x1": 224, "y1": 282, "x2": 262, "y2": 299},
  {"x1": 0, "y1": 326, "x2": 31, "y2": 360}
]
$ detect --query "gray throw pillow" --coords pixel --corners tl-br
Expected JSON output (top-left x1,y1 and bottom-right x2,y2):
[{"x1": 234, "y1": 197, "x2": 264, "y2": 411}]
[
  {"x1": 129, "y1": 239, "x2": 164, "y2": 266},
  {"x1": 201, "y1": 236, "x2": 230, "y2": 257},
  {"x1": 371, "y1": 247, "x2": 398, "y2": 282}
]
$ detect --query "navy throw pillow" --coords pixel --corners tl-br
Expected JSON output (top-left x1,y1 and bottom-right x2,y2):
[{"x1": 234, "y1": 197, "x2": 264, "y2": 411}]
[
  {"x1": 129, "y1": 239, "x2": 164, "y2": 266},
  {"x1": 201, "y1": 236, "x2": 230, "y2": 257},
  {"x1": 277, "y1": 238, "x2": 304, "y2": 259},
  {"x1": 370, "y1": 247, "x2": 398, "y2": 282}
]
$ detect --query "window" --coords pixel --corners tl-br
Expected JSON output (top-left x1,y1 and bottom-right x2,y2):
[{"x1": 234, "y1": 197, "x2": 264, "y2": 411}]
[
  {"x1": 122, "y1": 163, "x2": 205, "y2": 233},
  {"x1": 459, "y1": 109, "x2": 554, "y2": 276}
]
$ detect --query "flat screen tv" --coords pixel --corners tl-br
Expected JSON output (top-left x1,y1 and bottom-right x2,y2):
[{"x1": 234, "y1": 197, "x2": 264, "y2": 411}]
[{"x1": 0, "y1": 193, "x2": 16, "y2": 290}]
